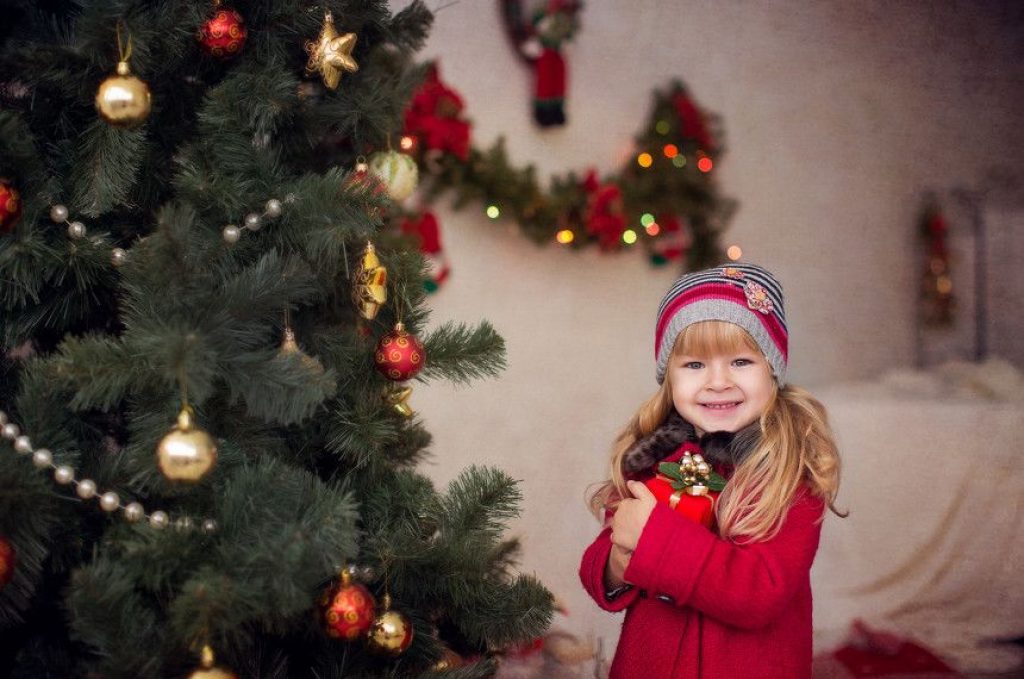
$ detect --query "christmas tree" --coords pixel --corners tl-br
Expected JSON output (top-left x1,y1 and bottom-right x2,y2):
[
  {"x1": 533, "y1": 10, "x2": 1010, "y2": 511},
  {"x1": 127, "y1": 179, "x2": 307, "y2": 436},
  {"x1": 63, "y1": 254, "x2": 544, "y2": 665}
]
[{"x1": 0, "y1": 2, "x2": 552, "y2": 677}]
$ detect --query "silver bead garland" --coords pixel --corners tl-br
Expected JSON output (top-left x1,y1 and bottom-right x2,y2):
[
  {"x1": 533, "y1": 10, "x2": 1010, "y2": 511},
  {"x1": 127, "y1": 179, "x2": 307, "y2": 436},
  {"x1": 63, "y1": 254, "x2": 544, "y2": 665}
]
[
  {"x1": 0, "y1": 407, "x2": 216, "y2": 533},
  {"x1": 221, "y1": 195, "x2": 289, "y2": 246}
]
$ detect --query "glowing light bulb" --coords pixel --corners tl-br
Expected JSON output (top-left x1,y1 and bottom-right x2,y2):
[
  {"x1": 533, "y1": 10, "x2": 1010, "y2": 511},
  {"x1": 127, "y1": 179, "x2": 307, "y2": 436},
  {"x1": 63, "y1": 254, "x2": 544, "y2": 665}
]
[
  {"x1": 698, "y1": 157, "x2": 713, "y2": 173},
  {"x1": 622, "y1": 230, "x2": 638, "y2": 245},
  {"x1": 655, "y1": 120, "x2": 671, "y2": 135},
  {"x1": 486, "y1": 205, "x2": 500, "y2": 219},
  {"x1": 399, "y1": 135, "x2": 415, "y2": 150},
  {"x1": 637, "y1": 152, "x2": 653, "y2": 168},
  {"x1": 663, "y1": 144, "x2": 678, "y2": 158},
  {"x1": 640, "y1": 213, "x2": 655, "y2": 227},
  {"x1": 672, "y1": 155, "x2": 686, "y2": 168},
  {"x1": 646, "y1": 223, "x2": 661, "y2": 236},
  {"x1": 556, "y1": 229, "x2": 575, "y2": 244},
  {"x1": 726, "y1": 245, "x2": 742, "y2": 261}
]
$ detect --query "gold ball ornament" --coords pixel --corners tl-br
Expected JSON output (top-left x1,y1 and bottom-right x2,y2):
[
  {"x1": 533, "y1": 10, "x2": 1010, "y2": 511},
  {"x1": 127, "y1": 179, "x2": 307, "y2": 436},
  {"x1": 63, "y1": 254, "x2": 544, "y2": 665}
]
[
  {"x1": 366, "y1": 594, "x2": 414, "y2": 657},
  {"x1": 352, "y1": 241, "x2": 388, "y2": 320},
  {"x1": 304, "y1": 12, "x2": 358, "y2": 90},
  {"x1": 156, "y1": 406, "x2": 217, "y2": 482},
  {"x1": 95, "y1": 60, "x2": 152, "y2": 127},
  {"x1": 187, "y1": 645, "x2": 237, "y2": 679},
  {"x1": 368, "y1": 151, "x2": 419, "y2": 202}
]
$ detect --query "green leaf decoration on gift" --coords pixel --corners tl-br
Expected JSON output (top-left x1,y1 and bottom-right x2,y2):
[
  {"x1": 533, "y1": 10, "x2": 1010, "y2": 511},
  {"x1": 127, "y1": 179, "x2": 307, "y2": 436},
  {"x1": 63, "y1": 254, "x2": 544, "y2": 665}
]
[
  {"x1": 659, "y1": 461, "x2": 728, "y2": 492},
  {"x1": 658, "y1": 462, "x2": 683, "y2": 479}
]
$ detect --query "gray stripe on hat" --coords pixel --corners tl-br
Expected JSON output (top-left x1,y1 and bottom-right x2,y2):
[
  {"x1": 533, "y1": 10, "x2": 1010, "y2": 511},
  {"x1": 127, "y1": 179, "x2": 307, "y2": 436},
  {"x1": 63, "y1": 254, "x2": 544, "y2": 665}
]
[{"x1": 655, "y1": 299, "x2": 787, "y2": 387}]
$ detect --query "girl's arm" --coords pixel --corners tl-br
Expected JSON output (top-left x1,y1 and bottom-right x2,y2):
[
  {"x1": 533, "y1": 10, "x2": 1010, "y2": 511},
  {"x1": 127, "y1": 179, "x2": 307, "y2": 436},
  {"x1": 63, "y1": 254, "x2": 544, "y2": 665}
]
[
  {"x1": 579, "y1": 527, "x2": 641, "y2": 612},
  {"x1": 622, "y1": 490, "x2": 825, "y2": 629}
]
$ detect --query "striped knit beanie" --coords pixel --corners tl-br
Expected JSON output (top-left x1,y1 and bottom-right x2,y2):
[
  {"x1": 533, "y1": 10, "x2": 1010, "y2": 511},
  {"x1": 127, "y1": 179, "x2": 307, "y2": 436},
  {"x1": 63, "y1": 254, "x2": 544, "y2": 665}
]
[{"x1": 655, "y1": 263, "x2": 788, "y2": 386}]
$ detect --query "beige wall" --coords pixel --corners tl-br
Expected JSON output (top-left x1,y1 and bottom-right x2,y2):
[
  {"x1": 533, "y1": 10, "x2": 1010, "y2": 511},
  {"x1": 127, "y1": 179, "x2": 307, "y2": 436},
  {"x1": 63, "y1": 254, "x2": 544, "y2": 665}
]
[{"x1": 395, "y1": 0, "x2": 1023, "y2": 653}]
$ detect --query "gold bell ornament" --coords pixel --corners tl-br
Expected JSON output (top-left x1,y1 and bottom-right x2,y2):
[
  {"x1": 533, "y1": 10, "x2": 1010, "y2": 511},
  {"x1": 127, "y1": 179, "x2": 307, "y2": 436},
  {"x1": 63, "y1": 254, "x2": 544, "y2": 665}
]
[
  {"x1": 279, "y1": 327, "x2": 324, "y2": 374},
  {"x1": 385, "y1": 386, "x2": 414, "y2": 418},
  {"x1": 366, "y1": 593, "x2": 414, "y2": 657},
  {"x1": 187, "y1": 645, "x2": 237, "y2": 679},
  {"x1": 156, "y1": 406, "x2": 217, "y2": 482},
  {"x1": 352, "y1": 241, "x2": 387, "y2": 320},
  {"x1": 95, "y1": 26, "x2": 152, "y2": 127},
  {"x1": 304, "y1": 12, "x2": 358, "y2": 90}
]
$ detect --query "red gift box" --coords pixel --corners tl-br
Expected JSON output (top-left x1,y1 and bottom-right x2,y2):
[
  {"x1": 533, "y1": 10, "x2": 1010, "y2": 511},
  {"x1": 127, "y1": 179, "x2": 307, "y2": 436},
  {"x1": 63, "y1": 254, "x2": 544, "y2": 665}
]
[{"x1": 645, "y1": 475, "x2": 719, "y2": 529}]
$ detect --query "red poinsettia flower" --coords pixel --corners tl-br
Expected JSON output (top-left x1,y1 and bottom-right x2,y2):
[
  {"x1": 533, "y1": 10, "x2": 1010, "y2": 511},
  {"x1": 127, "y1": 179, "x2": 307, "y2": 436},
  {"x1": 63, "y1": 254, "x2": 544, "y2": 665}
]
[
  {"x1": 581, "y1": 169, "x2": 627, "y2": 250},
  {"x1": 403, "y1": 63, "x2": 472, "y2": 160}
]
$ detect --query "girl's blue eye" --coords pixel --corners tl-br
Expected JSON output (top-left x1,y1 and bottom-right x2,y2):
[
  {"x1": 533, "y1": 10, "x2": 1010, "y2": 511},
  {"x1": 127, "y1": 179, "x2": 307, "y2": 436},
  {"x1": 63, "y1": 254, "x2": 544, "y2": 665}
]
[
  {"x1": 733, "y1": 358, "x2": 753, "y2": 367},
  {"x1": 684, "y1": 361, "x2": 703, "y2": 369}
]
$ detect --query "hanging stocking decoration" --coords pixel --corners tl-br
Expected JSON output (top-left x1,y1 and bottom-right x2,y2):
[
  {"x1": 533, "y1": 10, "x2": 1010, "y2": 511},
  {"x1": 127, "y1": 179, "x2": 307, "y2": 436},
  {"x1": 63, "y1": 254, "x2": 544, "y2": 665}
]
[
  {"x1": 400, "y1": 210, "x2": 450, "y2": 293},
  {"x1": 500, "y1": 0, "x2": 582, "y2": 127}
]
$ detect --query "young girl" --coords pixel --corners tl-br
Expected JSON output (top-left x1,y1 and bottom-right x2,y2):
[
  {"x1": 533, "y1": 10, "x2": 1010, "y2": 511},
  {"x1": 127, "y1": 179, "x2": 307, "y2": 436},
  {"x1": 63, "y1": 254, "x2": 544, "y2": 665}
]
[{"x1": 580, "y1": 263, "x2": 843, "y2": 679}]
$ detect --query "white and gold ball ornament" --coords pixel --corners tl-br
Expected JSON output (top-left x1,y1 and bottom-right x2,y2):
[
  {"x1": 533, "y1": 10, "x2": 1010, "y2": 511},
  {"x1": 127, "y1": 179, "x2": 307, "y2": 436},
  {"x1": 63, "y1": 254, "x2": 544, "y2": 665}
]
[
  {"x1": 95, "y1": 59, "x2": 152, "y2": 127},
  {"x1": 367, "y1": 151, "x2": 418, "y2": 202},
  {"x1": 156, "y1": 406, "x2": 217, "y2": 482},
  {"x1": 366, "y1": 594, "x2": 414, "y2": 657}
]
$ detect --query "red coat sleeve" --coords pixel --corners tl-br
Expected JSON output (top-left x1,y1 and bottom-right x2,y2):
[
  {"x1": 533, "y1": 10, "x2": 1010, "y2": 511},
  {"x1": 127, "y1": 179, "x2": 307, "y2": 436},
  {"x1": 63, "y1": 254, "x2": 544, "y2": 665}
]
[
  {"x1": 579, "y1": 526, "x2": 641, "y2": 612},
  {"x1": 622, "y1": 491, "x2": 824, "y2": 629}
]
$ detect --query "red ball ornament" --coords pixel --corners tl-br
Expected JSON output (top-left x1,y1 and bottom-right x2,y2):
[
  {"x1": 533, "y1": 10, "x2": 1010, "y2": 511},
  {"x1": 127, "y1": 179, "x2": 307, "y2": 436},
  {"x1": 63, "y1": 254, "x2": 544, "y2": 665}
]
[
  {"x1": 198, "y1": 6, "x2": 247, "y2": 58},
  {"x1": 320, "y1": 571, "x2": 376, "y2": 641},
  {"x1": 0, "y1": 536, "x2": 15, "y2": 589},
  {"x1": 0, "y1": 180, "x2": 23, "y2": 234},
  {"x1": 374, "y1": 323, "x2": 426, "y2": 381}
]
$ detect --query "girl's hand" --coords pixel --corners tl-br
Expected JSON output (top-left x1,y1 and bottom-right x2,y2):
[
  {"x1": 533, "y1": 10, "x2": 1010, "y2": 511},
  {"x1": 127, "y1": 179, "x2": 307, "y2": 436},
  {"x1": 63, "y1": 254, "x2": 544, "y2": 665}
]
[{"x1": 610, "y1": 481, "x2": 658, "y2": 552}]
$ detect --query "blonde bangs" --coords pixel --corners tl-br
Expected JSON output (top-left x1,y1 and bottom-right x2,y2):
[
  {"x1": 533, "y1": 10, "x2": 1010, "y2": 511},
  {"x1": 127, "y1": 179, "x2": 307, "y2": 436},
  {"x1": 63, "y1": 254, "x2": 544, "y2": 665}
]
[{"x1": 675, "y1": 320, "x2": 759, "y2": 358}]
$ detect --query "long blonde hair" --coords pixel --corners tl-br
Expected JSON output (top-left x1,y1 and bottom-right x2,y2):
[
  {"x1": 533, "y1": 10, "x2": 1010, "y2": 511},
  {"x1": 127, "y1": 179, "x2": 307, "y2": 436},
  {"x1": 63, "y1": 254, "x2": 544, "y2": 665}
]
[{"x1": 589, "y1": 321, "x2": 845, "y2": 542}]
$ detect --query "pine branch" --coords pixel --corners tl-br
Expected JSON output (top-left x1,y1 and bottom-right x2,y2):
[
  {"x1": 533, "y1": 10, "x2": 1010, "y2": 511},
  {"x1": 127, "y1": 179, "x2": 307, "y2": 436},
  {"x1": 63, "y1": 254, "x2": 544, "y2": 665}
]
[{"x1": 420, "y1": 321, "x2": 506, "y2": 385}]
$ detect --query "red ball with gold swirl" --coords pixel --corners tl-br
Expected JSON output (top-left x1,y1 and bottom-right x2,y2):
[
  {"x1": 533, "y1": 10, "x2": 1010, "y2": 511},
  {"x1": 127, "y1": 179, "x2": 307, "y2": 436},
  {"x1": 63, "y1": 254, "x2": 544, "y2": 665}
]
[
  {"x1": 374, "y1": 323, "x2": 426, "y2": 381},
  {"x1": 0, "y1": 536, "x2": 15, "y2": 589},
  {"x1": 198, "y1": 7, "x2": 247, "y2": 58},
  {"x1": 320, "y1": 571, "x2": 376, "y2": 640},
  {"x1": 0, "y1": 181, "x2": 22, "y2": 234}
]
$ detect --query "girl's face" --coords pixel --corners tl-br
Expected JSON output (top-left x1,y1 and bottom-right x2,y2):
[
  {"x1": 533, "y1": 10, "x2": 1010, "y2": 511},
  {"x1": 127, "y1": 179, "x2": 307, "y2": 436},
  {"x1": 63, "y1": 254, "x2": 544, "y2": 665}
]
[{"x1": 667, "y1": 324, "x2": 775, "y2": 437}]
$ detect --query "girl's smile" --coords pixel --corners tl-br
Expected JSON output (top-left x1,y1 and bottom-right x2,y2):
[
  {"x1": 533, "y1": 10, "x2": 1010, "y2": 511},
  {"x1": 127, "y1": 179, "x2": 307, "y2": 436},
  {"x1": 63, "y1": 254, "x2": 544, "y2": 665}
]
[{"x1": 669, "y1": 351, "x2": 775, "y2": 436}]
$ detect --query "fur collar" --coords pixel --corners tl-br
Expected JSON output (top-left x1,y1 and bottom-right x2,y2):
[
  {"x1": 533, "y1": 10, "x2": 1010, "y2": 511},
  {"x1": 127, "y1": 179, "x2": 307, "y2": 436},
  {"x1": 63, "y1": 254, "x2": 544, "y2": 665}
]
[{"x1": 622, "y1": 410, "x2": 761, "y2": 474}]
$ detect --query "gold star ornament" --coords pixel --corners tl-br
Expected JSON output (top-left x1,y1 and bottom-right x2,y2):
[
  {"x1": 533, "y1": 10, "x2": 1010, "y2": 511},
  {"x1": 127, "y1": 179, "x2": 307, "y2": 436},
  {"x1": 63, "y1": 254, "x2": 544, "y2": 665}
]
[{"x1": 305, "y1": 12, "x2": 358, "y2": 90}]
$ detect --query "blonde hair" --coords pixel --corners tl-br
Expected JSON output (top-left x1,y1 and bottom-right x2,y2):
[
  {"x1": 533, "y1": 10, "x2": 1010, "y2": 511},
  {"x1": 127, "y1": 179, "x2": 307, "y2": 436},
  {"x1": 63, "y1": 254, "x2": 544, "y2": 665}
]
[{"x1": 589, "y1": 321, "x2": 845, "y2": 542}]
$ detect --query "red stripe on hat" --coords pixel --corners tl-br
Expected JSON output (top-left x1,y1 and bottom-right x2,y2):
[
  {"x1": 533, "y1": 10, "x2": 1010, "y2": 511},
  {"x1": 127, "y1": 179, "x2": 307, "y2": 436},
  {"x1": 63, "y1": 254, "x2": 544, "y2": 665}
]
[{"x1": 655, "y1": 283, "x2": 787, "y2": 359}]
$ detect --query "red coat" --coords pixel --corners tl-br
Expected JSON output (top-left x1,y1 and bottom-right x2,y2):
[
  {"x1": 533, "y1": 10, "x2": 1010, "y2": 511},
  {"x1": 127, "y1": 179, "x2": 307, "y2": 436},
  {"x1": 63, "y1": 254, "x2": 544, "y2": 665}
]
[{"x1": 580, "y1": 486, "x2": 825, "y2": 678}]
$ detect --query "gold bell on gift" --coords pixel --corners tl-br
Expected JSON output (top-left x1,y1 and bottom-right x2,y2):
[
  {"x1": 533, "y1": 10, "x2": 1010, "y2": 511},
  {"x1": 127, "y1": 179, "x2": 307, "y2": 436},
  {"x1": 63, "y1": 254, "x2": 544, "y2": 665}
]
[{"x1": 156, "y1": 406, "x2": 217, "y2": 482}]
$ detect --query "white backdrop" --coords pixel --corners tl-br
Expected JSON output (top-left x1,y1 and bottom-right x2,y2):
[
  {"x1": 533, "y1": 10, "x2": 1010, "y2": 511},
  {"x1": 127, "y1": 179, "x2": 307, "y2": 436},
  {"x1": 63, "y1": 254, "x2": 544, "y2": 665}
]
[{"x1": 389, "y1": 0, "x2": 1024, "y2": 664}]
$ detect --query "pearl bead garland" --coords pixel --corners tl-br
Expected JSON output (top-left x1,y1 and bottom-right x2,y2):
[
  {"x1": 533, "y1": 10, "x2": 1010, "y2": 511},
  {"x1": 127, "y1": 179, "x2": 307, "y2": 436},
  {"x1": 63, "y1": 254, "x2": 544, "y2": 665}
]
[{"x1": 0, "y1": 407, "x2": 216, "y2": 533}]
